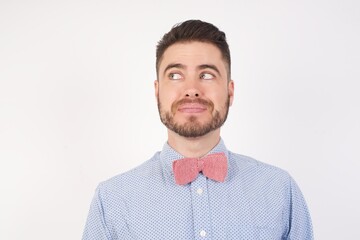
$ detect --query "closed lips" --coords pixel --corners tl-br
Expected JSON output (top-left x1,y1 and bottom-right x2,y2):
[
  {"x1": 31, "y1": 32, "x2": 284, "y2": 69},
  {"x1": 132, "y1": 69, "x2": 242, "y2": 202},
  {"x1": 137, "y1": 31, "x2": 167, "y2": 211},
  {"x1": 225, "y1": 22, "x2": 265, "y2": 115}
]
[{"x1": 178, "y1": 103, "x2": 207, "y2": 113}]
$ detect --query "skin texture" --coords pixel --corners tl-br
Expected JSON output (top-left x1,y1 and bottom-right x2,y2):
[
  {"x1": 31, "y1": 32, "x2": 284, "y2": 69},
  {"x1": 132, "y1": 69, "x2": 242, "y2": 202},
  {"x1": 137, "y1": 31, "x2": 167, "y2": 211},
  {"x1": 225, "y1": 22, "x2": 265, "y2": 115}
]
[{"x1": 155, "y1": 41, "x2": 234, "y2": 158}]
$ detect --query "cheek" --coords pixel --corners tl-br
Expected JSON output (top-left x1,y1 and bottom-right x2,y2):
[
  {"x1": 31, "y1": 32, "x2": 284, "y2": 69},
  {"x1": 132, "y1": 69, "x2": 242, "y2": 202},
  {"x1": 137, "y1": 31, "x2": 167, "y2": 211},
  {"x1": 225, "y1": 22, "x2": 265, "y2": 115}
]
[
  {"x1": 158, "y1": 92, "x2": 176, "y2": 108},
  {"x1": 213, "y1": 95, "x2": 230, "y2": 110}
]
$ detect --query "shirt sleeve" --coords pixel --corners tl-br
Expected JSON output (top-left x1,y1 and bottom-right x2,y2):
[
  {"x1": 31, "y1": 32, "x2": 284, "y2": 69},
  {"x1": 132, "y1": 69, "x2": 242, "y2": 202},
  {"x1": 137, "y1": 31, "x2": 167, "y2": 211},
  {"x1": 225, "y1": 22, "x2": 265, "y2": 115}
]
[
  {"x1": 82, "y1": 186, "x2": 112, "y2": 240},
  {"x1": 284, "y1": 177, "x2": 314, "y2": 240}
]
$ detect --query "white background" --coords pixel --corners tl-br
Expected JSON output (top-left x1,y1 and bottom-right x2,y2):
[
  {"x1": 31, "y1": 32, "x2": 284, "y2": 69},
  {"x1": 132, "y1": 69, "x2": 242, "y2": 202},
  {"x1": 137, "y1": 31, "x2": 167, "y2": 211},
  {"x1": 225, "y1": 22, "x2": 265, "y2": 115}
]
[{"x1": 0, "y1": 0, "x2": 359, "y2": 239}]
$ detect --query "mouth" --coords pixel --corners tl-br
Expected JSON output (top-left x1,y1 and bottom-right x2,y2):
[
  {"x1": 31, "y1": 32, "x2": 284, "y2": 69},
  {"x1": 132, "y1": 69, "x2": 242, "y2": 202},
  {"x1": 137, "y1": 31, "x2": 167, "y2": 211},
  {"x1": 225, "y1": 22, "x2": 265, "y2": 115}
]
[
  {"x1": 177, "y1": 103, "x2": 207, "y2": 113},
  {"x1": 171, "y1": 98, "x2": 214, "y2": 115}
]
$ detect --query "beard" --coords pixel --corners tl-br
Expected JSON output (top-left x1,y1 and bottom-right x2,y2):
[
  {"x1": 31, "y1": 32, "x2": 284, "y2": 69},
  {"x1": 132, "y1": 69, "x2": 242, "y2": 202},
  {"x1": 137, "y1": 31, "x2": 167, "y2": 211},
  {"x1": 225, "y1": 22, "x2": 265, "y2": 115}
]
[{"x1": 157, "y1": 96, "x2": 230, "y2": 138}]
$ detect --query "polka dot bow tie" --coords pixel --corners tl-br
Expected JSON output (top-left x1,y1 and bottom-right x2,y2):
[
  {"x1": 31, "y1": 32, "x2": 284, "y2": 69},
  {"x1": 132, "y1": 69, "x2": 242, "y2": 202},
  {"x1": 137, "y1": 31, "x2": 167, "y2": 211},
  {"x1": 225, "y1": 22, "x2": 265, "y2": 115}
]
[{"x1": 172, "y1": 152, "x2": 228, "y2": 185}]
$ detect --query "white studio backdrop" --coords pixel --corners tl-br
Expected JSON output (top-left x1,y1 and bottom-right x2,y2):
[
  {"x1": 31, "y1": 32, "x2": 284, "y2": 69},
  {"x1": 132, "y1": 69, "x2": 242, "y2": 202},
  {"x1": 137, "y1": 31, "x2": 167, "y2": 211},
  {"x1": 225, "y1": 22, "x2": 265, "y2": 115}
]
[{"x1": 0, "y1": 0, "x2": 359, "y2": 239}]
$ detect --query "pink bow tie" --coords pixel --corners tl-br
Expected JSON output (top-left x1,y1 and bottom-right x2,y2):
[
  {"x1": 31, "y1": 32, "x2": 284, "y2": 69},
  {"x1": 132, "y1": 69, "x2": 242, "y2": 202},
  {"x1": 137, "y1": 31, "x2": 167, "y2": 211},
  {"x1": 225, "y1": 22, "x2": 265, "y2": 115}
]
[{"x1": 172, "y1": 152, "x2": 228, "y2": 185}]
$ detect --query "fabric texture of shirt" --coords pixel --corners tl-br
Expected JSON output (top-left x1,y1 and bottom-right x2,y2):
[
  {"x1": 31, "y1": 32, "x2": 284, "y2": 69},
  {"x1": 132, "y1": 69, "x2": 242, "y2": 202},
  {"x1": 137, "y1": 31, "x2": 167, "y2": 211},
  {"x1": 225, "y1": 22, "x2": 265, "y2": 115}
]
[{"x1": 82, "y1": 139, "x2": 313, "y2": 239}]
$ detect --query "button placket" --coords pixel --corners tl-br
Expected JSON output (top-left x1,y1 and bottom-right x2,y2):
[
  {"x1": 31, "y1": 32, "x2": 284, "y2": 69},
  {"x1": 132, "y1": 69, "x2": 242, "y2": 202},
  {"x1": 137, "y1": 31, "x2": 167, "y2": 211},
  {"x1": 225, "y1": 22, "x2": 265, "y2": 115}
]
[{"x1": 191, "y1": 174, "x2": 211, "y2": 239}]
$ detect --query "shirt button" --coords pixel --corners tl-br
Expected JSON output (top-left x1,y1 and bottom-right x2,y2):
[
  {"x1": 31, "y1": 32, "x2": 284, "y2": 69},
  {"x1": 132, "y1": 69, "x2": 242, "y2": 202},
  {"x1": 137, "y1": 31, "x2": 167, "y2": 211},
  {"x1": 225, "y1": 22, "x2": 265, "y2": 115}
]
[
  {"x1": 197, "y1": 188, "x2": 203, "y2": 195},
  {"x1": 200, "y1": 230, "x2": 206, "y2": 237}
]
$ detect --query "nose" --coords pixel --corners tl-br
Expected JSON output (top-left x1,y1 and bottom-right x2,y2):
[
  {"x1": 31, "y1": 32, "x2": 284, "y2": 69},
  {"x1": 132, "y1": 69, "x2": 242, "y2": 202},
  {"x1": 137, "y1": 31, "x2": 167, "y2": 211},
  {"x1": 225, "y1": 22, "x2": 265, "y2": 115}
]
[
  {"x1": 184, "y1": 80, "x2": 201, "y2": 98},
  {"x1": 185, "y1": 89, "x2": 200, "y2": 98}
]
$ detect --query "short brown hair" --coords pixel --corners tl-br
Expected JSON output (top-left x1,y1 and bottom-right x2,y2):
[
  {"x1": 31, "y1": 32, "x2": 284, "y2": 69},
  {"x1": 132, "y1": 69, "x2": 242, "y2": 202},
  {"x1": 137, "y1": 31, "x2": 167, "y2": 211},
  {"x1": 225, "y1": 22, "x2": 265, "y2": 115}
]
[{"x1": 156, "y1": 20, "x2": 231, "y2": 79}]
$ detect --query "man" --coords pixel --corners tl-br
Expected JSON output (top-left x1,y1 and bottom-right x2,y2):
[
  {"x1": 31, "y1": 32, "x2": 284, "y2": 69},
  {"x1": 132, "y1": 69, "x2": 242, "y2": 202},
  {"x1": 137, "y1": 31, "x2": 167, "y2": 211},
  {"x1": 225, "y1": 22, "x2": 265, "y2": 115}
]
[{"x1": 82, "y1": 20, "x2": 313, "y2": 239}]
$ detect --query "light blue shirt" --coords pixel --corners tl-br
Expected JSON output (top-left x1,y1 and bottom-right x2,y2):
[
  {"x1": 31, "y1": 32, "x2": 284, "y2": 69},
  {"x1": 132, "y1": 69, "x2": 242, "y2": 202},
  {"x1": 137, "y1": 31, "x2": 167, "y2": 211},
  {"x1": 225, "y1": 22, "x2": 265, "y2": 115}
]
[{"x1": 82, "y1": 139, "x2": 313, "y2": 239}]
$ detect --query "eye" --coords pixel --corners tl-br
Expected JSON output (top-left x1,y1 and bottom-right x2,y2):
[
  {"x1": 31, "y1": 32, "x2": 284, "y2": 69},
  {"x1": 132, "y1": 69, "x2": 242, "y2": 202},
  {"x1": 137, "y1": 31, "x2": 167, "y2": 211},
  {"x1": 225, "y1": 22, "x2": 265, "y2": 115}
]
[
  {"x1": 200, "y1": 73, "x2": 215, "y2": 80},
  {"x1": 169, "y1": 73, "x2": 182, "y2": 80}
]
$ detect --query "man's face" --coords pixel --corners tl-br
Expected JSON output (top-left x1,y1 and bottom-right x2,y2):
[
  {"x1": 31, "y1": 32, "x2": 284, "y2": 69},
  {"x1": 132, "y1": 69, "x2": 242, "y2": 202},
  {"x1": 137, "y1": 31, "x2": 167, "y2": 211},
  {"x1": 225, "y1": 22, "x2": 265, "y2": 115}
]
[{"x1": 155, "y1": 41, "x2": 234, "y2": 138}]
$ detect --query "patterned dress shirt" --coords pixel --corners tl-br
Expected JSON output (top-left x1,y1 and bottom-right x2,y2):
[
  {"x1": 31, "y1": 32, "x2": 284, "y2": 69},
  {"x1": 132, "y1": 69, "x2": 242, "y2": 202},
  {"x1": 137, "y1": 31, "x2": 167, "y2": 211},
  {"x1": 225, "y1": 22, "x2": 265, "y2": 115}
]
[{"x1": 82, "y1": 139, "x2": 313, "y2": 239}]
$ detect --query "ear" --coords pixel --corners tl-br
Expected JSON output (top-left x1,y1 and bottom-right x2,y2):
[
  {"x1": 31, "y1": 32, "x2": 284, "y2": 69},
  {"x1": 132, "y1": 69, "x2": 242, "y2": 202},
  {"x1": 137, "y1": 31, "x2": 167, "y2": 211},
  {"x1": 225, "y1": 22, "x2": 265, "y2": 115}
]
[
  {"x1": 228, "y1": 80, "x2": 234, "y2": 106},
  {"x1": 154, "y1": 80, "x2": 159, "y2": 100}
]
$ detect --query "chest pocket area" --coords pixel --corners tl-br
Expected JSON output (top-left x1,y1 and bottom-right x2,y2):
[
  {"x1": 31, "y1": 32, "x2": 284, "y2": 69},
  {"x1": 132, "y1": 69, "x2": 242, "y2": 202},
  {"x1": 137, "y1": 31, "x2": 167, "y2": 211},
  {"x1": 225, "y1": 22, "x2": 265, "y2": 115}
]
[{"x1": 226, "y1": 224, "x2": 283, "y2": 239}]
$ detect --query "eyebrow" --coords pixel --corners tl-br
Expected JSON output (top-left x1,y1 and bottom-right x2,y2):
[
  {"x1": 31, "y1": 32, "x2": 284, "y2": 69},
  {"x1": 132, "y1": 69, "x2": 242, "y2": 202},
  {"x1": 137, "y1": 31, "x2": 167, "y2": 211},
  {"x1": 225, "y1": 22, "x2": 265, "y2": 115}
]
[
  {"x1": 198, "y1": 64, "x2": 221, "y2": 76},
  {"x1": 163, "y1": 63, "x2": 186, "y2": 76},
  {"x1": 162, "y1": 63, "x2": 222, "y2": 77}
]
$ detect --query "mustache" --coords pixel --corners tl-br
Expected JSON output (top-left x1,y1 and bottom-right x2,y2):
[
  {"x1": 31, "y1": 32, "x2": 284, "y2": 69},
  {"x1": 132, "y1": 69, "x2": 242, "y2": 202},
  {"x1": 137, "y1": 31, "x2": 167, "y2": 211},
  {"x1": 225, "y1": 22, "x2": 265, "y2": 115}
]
[{"x1": 171, "y1": 98, "x2": 214, "y2": 114}]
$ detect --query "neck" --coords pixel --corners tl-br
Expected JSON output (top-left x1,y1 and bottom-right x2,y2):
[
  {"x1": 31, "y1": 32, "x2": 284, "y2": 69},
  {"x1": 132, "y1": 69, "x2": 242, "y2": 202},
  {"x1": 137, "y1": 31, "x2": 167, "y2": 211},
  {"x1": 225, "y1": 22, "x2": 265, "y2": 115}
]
[{"x1": 167, "y1": 129, "x2": 221, "y2": 158}]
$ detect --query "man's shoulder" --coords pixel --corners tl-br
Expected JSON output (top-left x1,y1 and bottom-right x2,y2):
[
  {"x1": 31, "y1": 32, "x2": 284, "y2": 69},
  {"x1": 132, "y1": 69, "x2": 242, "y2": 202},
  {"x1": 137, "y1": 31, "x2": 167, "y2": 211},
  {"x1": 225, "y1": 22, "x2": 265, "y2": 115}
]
[
  {"x1": 229, "y1": 151, "x2": 291, "y2": 182},
  {"x1": 97, "y1": 151, "x2": 162, "y2": 193}
]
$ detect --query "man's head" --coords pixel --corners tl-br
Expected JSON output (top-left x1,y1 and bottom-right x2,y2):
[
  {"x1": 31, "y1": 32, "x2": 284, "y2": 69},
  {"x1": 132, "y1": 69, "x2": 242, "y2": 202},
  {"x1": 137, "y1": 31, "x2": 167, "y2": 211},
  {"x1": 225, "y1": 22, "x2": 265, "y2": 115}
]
[
  {"x1": 156, "y1": 20, "x2": 231, "y2": 80},
  {"x1": 155, "y1": 20, "x2": 234, "y2": 138}
]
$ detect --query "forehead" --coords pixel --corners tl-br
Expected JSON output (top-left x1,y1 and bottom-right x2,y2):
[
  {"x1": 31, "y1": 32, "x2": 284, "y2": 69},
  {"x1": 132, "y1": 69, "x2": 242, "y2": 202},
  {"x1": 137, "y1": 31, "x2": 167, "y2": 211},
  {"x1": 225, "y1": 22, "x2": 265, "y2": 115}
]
[{"x1": 159, "y1": 41, "x2": 227, "y2": 73}]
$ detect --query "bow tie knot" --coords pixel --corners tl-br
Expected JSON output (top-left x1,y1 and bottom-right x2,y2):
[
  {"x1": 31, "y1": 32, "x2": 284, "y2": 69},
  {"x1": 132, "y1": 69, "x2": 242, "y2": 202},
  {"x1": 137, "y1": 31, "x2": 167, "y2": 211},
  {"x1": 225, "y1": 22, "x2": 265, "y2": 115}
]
[
  {"x1": 172, "y1": 152, "x2": 228, "y2": 185},
  {"x1": 197, "y1": 159, "x2": 205, "y2": 172}
]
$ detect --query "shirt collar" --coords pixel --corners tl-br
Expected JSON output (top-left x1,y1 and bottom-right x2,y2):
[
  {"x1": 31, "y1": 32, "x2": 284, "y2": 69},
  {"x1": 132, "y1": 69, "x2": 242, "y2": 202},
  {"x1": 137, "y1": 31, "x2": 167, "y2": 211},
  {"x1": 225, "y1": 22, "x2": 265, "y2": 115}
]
[{"x1": 159, "y1": 138, "x2": 229, "y2": 181}]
